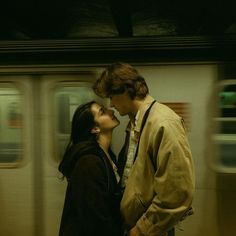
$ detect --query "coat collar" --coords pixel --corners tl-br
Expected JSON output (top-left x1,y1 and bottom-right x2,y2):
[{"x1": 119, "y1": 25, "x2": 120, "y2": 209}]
[{"x1": 126, "y1": 95, "x2": 155, "y2": 132}]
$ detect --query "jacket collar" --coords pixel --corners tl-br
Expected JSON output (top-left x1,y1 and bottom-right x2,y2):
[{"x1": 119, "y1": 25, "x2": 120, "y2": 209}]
[{"x1": 126, "y1": 95, "x2": 155, "y2": 132}]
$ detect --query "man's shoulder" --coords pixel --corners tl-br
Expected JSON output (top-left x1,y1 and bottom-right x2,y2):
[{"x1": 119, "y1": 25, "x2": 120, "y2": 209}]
[{"x1": 152, "y1": 102, "x2": 180, "y2": 119}]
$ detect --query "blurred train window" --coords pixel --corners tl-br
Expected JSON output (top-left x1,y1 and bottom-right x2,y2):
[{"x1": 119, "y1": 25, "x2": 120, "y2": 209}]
[
  {"x1": 214, "y1": 82, "x2": 236, "y2": 170},
  {"x1": 0, "y1": 85, "x2": 23, "y2": 165},
  {"x1": 54, "y1": 83, "x2": 103, "y2": 161}
]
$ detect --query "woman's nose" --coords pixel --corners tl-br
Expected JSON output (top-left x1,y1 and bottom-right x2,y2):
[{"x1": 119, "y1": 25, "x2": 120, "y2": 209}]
[{"x1": 109, "y1": 99, "x2": 114, "y2": 108}]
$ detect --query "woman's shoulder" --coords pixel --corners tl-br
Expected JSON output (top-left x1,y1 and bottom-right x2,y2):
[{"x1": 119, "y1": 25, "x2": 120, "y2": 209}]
[
  {"x1": 75, "y1": 152, "x2": 104, "y2": 169},
  {"x1": 69, "y1": 152, "x2": 110, "y2": 189}
]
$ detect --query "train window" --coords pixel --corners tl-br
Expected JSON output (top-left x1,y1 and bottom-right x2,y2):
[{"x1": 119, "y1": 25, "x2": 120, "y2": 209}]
[
  {"x1": 54, "y1": 83, "x2": 104, "y2": 161},
  {"x1": 213, "y1": 81, "x2": 236, "y2": 172},
  {"x1": 0, "y1": 85, "x2": 23, "y2": 166},
  {"x1": 219, "y1": 85, "x2": 236, "y2": 133}
]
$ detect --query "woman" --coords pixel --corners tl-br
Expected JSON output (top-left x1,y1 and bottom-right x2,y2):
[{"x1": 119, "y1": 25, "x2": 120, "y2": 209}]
[{"x1": 58, "y1": 101, "x2": 123, "y2": 236}]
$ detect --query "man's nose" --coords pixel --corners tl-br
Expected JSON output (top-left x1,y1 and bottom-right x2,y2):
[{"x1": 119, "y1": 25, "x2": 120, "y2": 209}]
[{"x1": 107, "y1": 109, "x2": 114, "y2": 115}]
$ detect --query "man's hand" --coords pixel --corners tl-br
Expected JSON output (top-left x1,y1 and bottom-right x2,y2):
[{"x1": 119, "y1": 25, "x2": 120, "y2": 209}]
[{"x1": 128, "y1": 226, "x2": 141, "y2": 236}]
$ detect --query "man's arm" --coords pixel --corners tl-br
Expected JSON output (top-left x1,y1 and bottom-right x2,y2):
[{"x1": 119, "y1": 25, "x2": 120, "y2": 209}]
[{"x1": 136, "y1": 119, "x2": 195, "y2": 235}]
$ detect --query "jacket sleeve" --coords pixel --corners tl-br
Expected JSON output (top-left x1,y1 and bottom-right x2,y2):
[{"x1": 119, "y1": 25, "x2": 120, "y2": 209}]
[
  {"x1": 70, "y1": 154, "x2": 119, "y2": 236},
  {"x1": 136, "y1": 119, "x2": 195, "y2": 236}
]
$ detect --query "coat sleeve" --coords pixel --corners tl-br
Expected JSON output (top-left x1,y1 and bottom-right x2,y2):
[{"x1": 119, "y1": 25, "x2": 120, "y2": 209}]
[
  {"x1": 136, "y1": 119, "x2": 195, "y2": 236},
  {"x1": 70, "y1": 154, "x2": 119, "y2": 236}
]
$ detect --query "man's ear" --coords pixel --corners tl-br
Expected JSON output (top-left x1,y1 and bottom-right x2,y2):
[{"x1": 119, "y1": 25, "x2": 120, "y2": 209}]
[{"x1": 91, "y1": 126, "x2": 100, "y2": 134}]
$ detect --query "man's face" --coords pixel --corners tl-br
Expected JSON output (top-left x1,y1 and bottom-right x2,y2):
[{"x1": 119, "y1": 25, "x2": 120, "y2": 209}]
[{"x1": 109, "y1": 92, "x2": 133, "y2": 116}]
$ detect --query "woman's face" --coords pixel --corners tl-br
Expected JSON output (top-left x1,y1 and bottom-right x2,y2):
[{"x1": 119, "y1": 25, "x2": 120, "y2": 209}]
[{"x1": 91, "y1": 103, "x2": 120, "y2": 133}]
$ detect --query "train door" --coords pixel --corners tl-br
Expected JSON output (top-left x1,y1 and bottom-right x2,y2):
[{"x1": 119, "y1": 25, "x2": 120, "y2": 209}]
[
  {"x1": 0, "y1": 76, "x2": 34, "y2": 236},
  {"x1": 39, "y1": 73, "x2": 104, "y2": 236}
]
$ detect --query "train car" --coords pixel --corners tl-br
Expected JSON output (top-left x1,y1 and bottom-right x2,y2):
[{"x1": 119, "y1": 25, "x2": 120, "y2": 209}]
[{"x1": 0, "y1": 63, "x2": 236, "y2": 236}]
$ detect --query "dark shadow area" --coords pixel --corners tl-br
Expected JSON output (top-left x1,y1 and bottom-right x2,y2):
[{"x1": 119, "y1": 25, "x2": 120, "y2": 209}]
[
  {"x1": 216, "y1": 173, "x2": 236, "y2": 235},
  {"x1": 0, "y1": 0, "x2": 236, "y2": 40}
]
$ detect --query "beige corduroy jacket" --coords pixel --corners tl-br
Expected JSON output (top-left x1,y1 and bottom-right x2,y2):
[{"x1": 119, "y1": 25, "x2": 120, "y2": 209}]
[{"x1": 120, "y1": 95, "x2": 195, "y2": 236}]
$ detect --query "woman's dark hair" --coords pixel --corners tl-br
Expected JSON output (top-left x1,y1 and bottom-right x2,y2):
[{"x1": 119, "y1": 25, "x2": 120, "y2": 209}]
[
  {"x1": 70, "y1": 101, "x2": 96, "y2": 144},
  {"x1": 58, "y1": 101, "x2": 96, "y2": 177}
]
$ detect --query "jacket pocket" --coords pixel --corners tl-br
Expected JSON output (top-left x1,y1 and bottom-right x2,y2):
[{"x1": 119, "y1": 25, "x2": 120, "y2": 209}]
[{"x1": 121, "y1": 192, "x2": 147, "y2": 228}]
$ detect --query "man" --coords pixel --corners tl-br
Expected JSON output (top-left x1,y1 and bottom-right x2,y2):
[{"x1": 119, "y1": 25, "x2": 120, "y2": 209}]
[{"x1": 93, "y1": 62, "x2": 195, "y2": 236}]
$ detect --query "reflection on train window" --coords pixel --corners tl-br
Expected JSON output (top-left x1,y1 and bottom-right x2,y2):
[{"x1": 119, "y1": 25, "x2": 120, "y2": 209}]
[
  {"x1": 217, "y1": 84, "x2": 236, "y2": 134},
  {"x1": 55, "y1": 84, "x2": 103, "y2": 161},
  {"x1": 220, "y1": 84, "x2": 236, "y2": 117},
  {"x1": 214, "y1": 82, "x2": 236, "y2": 170},
  {"x1": 0, "y1": 86, "x2": 23, "y2": 165}
]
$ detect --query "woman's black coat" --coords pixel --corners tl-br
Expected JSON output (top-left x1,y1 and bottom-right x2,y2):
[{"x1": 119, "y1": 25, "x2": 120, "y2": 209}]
[{"x1": 59, "y1": 141, "x2": 123, "y2": 236}]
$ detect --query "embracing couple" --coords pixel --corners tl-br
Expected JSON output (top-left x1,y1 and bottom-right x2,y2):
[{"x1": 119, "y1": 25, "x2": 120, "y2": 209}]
[{"x1": 58, "y1": 62, "x2": 195, "y2": 236}]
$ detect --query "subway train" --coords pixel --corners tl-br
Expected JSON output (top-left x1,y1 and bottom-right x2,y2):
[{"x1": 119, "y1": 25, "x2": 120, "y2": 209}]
[{"x1": 0, "y1": 63, "x2": 236, "y2": 236}]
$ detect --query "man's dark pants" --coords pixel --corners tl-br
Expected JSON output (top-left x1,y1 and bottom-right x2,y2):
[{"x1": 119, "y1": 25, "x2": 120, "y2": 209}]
[{"x1": 168, "y1": 228, "x2": 175, "y2": 236}]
